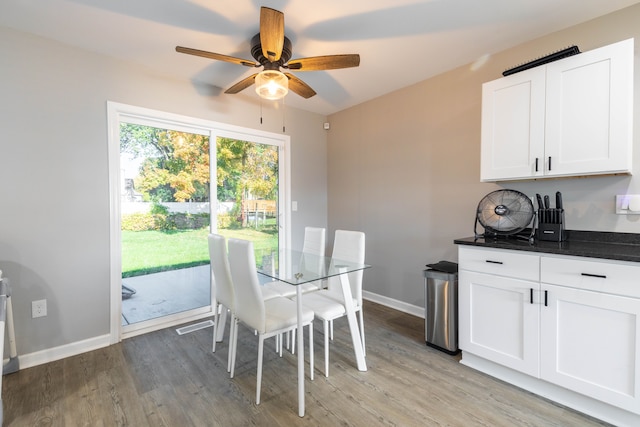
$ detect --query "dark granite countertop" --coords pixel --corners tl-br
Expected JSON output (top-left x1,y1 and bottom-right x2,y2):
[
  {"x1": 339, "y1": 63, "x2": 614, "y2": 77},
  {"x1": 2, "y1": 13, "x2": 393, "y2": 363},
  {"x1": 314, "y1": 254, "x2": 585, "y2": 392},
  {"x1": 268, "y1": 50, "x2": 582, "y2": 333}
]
[{"x1": 454, "y1": 230, "x2": 640, "y2": 263}]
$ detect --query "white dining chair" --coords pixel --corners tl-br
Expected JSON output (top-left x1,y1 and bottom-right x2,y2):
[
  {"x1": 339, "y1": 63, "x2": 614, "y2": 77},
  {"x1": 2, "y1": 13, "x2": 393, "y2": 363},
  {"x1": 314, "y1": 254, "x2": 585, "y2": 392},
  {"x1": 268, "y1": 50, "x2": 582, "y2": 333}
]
[
  {"x1": 227, "y1": 238, "x2": 315, "y2": 404},
  {"x1": 293, "y1": 230, "x2": 365, "y2": 377},
  {"x1": 262, "y1": 226, "x2": 326, "y2": 298},
  {"x1": 208, "y1": 233, "x2": 236, "y2": 373}
]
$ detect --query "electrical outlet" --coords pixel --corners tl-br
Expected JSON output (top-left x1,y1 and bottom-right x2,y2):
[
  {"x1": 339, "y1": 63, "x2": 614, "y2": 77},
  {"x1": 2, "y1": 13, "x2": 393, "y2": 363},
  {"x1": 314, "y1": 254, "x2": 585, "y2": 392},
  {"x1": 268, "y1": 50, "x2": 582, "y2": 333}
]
[
  {"x1": 32, "y1": 299, "x2": 47, "y2": 318},
  {"x1": 616, "y1": 195, "x2": 640, "y2": 214}
]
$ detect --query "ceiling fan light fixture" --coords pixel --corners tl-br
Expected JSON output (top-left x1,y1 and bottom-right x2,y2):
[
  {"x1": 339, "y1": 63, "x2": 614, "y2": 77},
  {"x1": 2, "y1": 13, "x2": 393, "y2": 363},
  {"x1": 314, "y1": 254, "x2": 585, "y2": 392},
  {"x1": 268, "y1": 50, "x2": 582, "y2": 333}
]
[{"x1": 255, "y1": 70, "x2": 289, "y2": 100}]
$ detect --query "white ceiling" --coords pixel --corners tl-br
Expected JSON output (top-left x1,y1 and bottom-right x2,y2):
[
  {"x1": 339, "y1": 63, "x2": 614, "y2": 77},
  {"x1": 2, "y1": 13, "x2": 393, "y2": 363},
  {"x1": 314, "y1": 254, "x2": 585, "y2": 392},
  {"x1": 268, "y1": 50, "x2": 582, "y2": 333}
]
[{"x1": 1, "y1": 0, "x2": 639, "y2": 115}]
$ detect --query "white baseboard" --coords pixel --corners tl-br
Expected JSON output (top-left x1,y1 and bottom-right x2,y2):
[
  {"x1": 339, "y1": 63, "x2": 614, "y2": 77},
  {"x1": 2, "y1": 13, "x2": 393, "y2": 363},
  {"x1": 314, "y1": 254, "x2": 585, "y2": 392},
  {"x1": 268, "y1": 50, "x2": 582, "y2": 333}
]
[
  {"x1": 10, "y1": 293, "x2": 422, "y2": 370},
  {"x1": 12, "y1": 334, "x2": 111, "y2": 371},
  {"x1": 363, "y1": 290, "x2": 424, "y2": 319}
]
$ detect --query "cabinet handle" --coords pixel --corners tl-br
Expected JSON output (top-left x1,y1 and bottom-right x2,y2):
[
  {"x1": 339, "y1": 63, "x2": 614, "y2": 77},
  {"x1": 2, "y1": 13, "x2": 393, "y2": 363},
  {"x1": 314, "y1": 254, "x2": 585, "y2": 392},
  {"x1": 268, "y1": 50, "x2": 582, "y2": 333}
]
[
  {"x1": 485, "y1": 260, "x2": 503, "y2": 264},
  {"x1": 535, "y1": 158, "x2": 539, "y2": 172},
  {"x1": 548, "y1": 156, "x2": 552, "y2": 171},
  {"x1": 544, "y1": 290, "x2": 548, "y2": 307},
  {"x1": 530, "y1": 288, "x2": 534, "y2": 304},
  {"x1": 581, "y1": 273, "x2": 607, "y2": 279}
]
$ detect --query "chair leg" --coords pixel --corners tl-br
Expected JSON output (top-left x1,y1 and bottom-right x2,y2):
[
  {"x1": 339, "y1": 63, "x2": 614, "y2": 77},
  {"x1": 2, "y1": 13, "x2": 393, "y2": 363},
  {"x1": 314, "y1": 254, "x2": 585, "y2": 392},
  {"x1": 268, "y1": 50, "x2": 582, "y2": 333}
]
[
  {"x1": 230, "y1": 317, "x2": 238, "y2": 378},
  {"x1": 257, "y1": 335, "x2": 265, "y2": 405},
  {"x1": 323, "y1": 319, "x2": 329, "y2": 377},
  {"x1": 227, "y1": 315, "x2": 236, "y2": 373},
  {"x1": 291, "y1": 328, "x2": 296, "y2": 355},
  {"x1": 359, "y1": 309, "x2": 366, "y2": 357},
  {"x1": 309, "y1": 322, "x2": 314, "y2": 381},
  {"x1": 330, "y1": 319, "x2": 334, "y2": 340},
  {"x1": 212, "y1": 303, "x2": 220, "y2": 353}
]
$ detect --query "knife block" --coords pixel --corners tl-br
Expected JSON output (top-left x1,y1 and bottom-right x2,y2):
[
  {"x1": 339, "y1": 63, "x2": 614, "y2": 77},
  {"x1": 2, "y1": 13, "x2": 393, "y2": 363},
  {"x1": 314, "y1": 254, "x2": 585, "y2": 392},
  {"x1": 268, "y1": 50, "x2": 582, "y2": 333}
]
[{"x1": 537, "y1": 209, "x2": 567, "y2": 242}]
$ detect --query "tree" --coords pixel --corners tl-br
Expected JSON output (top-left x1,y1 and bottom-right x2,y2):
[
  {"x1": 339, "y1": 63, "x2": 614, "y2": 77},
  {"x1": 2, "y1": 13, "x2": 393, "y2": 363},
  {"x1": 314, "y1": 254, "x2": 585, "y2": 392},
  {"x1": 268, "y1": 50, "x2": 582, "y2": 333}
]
[
  {"x1": 120, "y1": 125, "x2": 278, "y2": 219},
  {"x1": 216, "y1": 138, "x2": 278, "y2": 225},
  {"x1": 120, "y1": 123, "x2": 210, "y2": 202}
]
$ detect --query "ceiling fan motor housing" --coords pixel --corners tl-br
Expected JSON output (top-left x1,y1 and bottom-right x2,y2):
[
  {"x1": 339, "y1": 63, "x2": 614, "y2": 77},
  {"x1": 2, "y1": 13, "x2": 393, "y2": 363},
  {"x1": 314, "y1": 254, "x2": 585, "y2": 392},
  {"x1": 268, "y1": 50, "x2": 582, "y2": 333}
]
[{"x1": 251, "y1": 33, "x2": 292, "y2": 67}]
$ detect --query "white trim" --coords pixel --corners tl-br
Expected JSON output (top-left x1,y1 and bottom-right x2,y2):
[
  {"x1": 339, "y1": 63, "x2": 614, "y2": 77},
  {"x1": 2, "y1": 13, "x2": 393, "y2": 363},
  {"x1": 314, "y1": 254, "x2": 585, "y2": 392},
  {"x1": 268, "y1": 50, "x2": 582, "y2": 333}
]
[
  {"x1": 107, "y1": 101, "x2": 292, "y2": 345},
  {"x1": 15, "y1": 292, "x2": 418, "y2": 370},
  {"x1": 14, "y1": 334, "x2": 111, "y2": 370},
  {"x1": 363, "y1": 290, "x2": 425, "y2": 319},
  {"x1": 122, "y1": 310, "x2": 214, "y2": 340}
]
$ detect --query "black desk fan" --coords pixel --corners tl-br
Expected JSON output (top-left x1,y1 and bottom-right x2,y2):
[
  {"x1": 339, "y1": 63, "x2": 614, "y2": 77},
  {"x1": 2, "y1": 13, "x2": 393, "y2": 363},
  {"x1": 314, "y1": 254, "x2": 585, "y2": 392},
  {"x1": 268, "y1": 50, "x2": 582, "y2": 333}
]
[{"x1": 474, "y1": 189, "x2": 536, "y2": 244}]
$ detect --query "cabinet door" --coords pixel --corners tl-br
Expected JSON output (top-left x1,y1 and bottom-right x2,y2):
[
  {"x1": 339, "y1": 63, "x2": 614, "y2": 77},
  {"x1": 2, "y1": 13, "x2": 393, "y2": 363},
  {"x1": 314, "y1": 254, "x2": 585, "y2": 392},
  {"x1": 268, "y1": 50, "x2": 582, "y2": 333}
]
[
  {"x1": 544, "y1": 38, "x2": 634, "y2": 177},
  {"x1": 540, "y1": 284, "x2": 640, "y2": 414},
  {"x1": 459, "y1": 270, "x2": 540, "y2": 376},
  {"x1": 480, "y1": 67, "x2": 546, "y2": 181}
]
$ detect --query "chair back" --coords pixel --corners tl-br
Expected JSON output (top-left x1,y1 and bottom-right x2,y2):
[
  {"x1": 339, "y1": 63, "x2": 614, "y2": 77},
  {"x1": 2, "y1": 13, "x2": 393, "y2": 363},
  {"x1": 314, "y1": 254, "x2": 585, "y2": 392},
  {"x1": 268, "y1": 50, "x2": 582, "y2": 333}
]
[
  {"x1": 327, "y1": 230, "x2": 366, "y2": 303},
  {"x1": 301, "y1": 227, "x2": 326, "y2": 277},
  {"x1": 228, "y1": 238, "x2": 265, "y2": 333},
  {"x1": 208, "y1": 234, "x2": 234, "y2": 310},
  {"x1": 302, "y1": 226, "x2": 326, "y2": 255}
]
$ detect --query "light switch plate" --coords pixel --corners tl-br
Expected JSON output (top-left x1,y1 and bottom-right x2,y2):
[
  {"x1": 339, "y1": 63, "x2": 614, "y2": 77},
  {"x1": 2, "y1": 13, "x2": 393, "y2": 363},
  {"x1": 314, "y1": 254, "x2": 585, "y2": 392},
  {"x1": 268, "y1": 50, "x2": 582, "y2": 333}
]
[{"x1": 616, "y1": 195, "x2": 640, "y2": 214}]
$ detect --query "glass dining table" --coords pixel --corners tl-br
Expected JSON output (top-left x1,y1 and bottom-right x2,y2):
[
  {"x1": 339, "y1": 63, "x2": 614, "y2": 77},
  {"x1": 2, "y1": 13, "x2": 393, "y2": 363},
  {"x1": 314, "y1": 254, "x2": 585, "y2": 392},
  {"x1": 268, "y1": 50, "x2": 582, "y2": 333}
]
[{"x1": 256, "y1": 248, "x2": 370, "y2": 417}]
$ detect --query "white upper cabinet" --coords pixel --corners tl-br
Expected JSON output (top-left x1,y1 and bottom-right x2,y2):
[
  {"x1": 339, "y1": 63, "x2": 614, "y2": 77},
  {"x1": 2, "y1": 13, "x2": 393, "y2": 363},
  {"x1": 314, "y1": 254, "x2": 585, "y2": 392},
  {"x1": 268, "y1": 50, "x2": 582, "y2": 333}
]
[{"x1": 481, "y1": 38, "x2": 634, "y2": 182}]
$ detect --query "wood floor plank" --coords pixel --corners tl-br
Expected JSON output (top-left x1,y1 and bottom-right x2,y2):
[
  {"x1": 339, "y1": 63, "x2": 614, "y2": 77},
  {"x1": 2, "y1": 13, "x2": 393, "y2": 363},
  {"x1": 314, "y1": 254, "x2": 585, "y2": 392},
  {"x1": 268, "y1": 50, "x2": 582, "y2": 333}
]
[{"x1": 2, "y1": 300, "x2": 613, "y2": 426}]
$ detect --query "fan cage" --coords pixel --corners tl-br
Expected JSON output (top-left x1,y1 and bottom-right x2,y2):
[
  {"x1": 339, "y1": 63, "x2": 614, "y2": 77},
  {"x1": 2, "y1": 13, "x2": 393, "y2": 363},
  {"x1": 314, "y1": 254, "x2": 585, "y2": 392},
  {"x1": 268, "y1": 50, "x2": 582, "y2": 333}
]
[{"x1": 475, "y1": 189, "x2": 535, "y2": 238}]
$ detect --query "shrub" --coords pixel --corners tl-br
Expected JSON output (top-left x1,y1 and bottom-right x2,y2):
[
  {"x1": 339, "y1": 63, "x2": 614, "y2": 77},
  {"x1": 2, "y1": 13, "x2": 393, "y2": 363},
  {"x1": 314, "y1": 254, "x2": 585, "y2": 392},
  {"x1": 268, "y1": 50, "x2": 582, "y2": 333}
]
[
  {"x1": 121, "y1": 213, "x2": 157, "y2": 231},
  {"x1": 150, "y1": 202, "x2": 169, "y2": 215},
  {"x1": 122, "y1": 212, "x2": 210, "y2": 231},
  {"x1": 217, "y1": 213, "x2": 237, "y2": 229}
]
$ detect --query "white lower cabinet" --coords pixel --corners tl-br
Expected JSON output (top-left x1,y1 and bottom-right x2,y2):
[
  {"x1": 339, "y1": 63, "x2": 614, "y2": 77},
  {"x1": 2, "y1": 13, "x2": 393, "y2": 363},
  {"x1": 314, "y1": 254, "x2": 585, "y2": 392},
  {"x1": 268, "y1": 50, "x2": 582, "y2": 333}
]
[
  {"x1": 458, "y1": 246, "x2": 640, "y2": 424},
  {"x1": 540, "y1": 283, "x2": 640, "y2": 414},
  {"x1": 459, "y1": 270, "x2": 540, "y2": 377}
]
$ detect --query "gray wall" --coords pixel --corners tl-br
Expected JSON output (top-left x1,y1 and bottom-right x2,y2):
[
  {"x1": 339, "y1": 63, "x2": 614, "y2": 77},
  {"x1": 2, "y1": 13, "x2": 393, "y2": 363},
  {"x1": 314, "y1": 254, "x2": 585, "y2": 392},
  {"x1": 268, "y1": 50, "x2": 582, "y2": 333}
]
[
  {"x1": 327, "y1": 4, "x2": 640, "y2": 309},
  {"x1": 0, "y1": 26, "x2": 328, "y2": 356}
]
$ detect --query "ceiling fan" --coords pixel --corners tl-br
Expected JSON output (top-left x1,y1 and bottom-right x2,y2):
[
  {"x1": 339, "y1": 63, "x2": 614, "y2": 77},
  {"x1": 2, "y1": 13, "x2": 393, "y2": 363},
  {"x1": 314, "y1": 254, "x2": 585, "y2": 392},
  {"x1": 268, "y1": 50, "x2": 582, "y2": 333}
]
[{"x1": 176, "y1": 6, "x2": 360, "y2": 99}]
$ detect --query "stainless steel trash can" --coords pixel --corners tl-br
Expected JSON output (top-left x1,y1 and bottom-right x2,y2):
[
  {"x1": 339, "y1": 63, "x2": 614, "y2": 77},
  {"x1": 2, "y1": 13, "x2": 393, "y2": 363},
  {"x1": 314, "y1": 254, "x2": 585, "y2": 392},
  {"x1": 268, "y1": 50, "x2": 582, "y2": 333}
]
[{"x1": 424, "y1": 266, "x2": 459, "y2": 355}]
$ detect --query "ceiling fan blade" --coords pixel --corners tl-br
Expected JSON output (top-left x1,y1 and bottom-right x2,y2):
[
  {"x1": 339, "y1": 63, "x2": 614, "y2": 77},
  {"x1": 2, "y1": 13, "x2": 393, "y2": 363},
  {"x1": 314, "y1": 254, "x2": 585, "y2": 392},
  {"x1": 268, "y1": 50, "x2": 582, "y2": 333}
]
[
  {"x1": 176, "y1": 46, "x2": 258, "y2": 67},
  {"x1": 286, "y1": 54, "x2": 360, "y2": 71},
  {"x1": 225, "y1": 74, "x2": 258, "y2": 94},
  {"x1": 260, "y1": 7, "x2": 284, "y2": 62},
  {"x1": 284, "y1": 73, "x2": 316, "y2": 99}
]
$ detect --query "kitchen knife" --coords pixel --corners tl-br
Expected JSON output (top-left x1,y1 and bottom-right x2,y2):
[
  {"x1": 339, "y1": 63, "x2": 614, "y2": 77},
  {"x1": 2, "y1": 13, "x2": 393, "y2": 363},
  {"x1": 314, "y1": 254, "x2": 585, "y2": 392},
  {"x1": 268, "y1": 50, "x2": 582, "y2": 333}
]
[
  {"x1": 556, "y1": 191, "x2": 563, "y2": 210},
  {"x1": 543, "y1": 195, "x2": 550, "y2": 222},
  {"x1": 536, "y1": 194, "x2": 544, "y2": 211}
]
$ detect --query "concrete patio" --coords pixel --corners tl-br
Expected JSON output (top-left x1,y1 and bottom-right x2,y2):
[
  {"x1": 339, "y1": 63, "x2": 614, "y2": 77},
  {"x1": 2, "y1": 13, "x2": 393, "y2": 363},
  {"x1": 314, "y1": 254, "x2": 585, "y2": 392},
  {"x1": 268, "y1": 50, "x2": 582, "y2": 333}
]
[{"x1": 121, "y1": 265, "x2": 211, "y2": 325}]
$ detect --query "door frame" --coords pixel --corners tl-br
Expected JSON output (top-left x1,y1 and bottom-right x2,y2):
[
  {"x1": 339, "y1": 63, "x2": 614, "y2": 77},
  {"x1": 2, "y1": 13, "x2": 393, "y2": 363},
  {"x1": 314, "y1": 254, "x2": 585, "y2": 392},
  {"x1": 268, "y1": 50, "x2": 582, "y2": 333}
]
[{"x1": 107, "y1": 101, "x2": 291, "y2": 343}]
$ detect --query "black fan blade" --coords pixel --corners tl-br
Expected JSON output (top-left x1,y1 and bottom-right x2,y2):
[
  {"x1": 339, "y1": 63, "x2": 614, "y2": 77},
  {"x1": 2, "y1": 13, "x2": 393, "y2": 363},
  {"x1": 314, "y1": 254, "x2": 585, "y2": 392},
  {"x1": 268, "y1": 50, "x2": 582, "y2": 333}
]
[
  {"x1": 176, "y1": 46, "x2": 258, "y2": 67},
  {"x1": 260, "y1": 7, "x2": 284, "y2": 62},
  {"x1": 286, "y1": 54, "x2": 360, "y2": 71},
  {"x1": 284, "y1": 73, "x2": 316, "y2": 99},
  {"x1": 225, "y1": 74, "x2": 258, "y2": 94}
]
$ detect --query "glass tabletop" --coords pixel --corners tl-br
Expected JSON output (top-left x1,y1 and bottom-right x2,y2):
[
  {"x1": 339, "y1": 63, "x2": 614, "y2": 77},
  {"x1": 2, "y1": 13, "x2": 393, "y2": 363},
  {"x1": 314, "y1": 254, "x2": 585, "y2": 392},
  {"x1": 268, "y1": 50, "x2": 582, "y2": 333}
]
[{"x1": 256, "y1": 248, "x2": 370, "y2": 285}]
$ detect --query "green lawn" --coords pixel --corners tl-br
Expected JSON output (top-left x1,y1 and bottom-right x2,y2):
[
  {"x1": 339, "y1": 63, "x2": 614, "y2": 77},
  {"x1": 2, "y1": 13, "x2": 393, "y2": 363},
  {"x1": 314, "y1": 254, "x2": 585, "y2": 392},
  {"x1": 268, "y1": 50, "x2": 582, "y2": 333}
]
[{"x1": 121, "y1": 227, "x2": 278, "y2": 277}]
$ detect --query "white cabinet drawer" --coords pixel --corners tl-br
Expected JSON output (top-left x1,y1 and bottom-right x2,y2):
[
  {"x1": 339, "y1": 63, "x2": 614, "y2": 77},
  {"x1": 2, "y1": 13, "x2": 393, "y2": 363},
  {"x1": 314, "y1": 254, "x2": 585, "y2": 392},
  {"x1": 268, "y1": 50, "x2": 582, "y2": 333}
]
[
  {"x1": 459, "y1": 246, "x2": 540, "y2": 281},
  {"x1": 541, "y1": 256, "x2": 640, "y2": 298}
]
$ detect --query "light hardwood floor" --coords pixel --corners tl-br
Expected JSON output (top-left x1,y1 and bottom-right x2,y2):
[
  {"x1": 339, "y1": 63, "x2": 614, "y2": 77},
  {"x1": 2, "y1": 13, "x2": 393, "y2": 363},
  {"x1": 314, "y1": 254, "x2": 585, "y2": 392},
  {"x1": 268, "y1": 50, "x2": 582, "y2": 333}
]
[{"x1": 2, "y1": 301, "x2": 611, "y2": 426}]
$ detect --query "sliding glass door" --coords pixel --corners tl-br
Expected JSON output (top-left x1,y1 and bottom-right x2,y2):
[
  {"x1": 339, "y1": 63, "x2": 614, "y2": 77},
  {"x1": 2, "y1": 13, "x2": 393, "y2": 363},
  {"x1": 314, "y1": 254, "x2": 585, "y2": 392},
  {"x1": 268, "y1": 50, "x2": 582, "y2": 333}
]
[
  {"x1": 120, "y1": 123, "x2": 211, "y2": 328},
  {"x1": 214, "y1": 136, "x2": 280, "y2": 270},
  {"x1": 107, "y1": 102, "x2": 291, "y2": 342}
]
